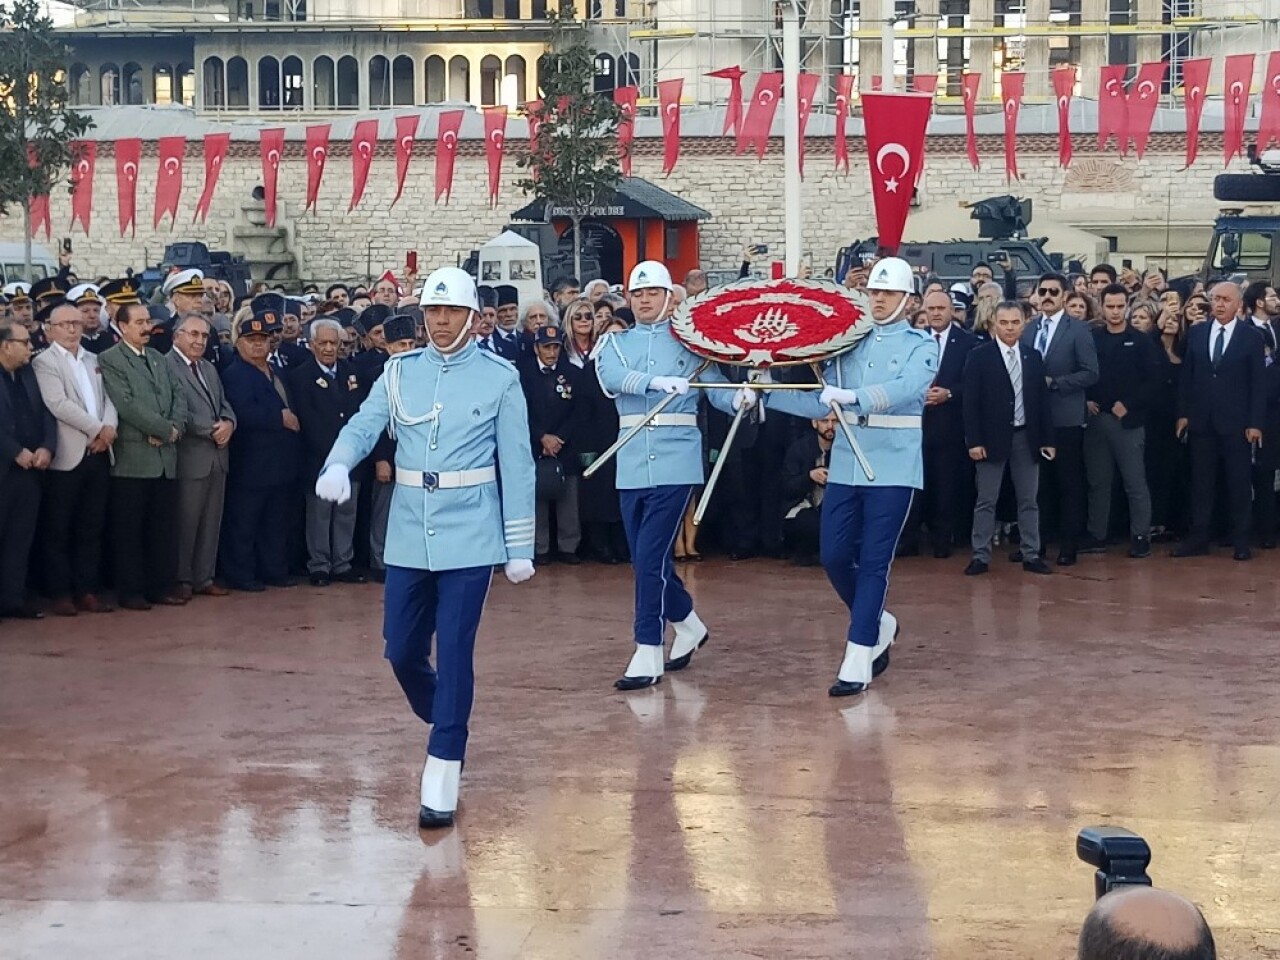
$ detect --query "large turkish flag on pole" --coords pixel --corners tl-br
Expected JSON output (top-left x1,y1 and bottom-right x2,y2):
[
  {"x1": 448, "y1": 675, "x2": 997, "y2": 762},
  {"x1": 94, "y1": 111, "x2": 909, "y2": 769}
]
[
  {"x1": 1128, "y1": 61, "x2": 1167, "y2": 159},
  {"x1": 707, "y1": 65, "x2": 746, "y2": 137},
  {"x1": 115, "y1": 137, "x2": 142, "y2": 237},
  {"x1": 962, "y1": 72, "x2": 981, "y2": 170},
  {"x1": 392, "y1": 114, "x2": 418, "y2": 207},
  {"x1": 1001, "y1": 72, "x2": 1024, "y2": 181},
  {"x1": 153, "y1": 136, "x2": 185, "y2": 229},
  {"x1": 483, "y1": 106, "x2": 507, "y2": 204},
  {"x1": 1224, "y1": 53, "x2": 1255, "y2": 165},
  {"x1": 658, "y1": 78, "x2": 682, "y2": 175},
  {"x1": 834, "y1": 73, "x2": 854, "y2": 173},
  {"x1": 1098, "y1": 65, "x2": 1129, "y2": 154},
  {"x1": 738, "y1": 72, "x2": 782, "y2": 159},
  {"x1": 861, "y1": 92, "x2": 932, "y2": 254},
  {"x1": 304, "y1": 123, "x2": 330, "y2": 212},
  {"x1": 194, "y1": 132, "x2": 229, "y2": 224},
  {"x1": 1053, "y1": 66, "x2": 1076, "y2": 168},
  {"x1": 69, "y1": 141, "x2": 96, "y2": 234},
  {"x1": 1180, "y1": 57, "x2": 1211, "y2": 168}
]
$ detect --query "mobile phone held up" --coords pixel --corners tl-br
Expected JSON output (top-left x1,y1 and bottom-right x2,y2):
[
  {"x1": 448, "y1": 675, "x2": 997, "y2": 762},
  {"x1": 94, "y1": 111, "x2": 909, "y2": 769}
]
[{"x1": 405, "y1": 250, "x2": 418, "y2": 274}]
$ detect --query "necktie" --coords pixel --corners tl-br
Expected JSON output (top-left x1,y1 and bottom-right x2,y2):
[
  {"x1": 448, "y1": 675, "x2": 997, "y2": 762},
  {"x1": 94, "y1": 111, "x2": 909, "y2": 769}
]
[
  {"x1": 1035, "y1": 321, "x2": 1050, "y2": 357},
  {"x1": 934, "y1": 331, "x2": 942, "y2": 347},
  {"x1": 1006, "y1": 347, "x2": 1025, "y2": 426},
  {"x1": 480, "y1": 337, "x2": 492, "y2": 352},
  {"x1": 1213, "y1": 325, "x2": 1225, "y2": 366}
]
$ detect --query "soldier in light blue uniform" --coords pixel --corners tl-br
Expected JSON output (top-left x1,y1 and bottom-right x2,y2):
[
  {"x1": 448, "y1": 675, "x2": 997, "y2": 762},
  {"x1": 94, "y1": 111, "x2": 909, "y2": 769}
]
[
  {"x1": 315, "y1": 266, "x2": 535, "y2": 830},
  {"x1": 595, "y1": 260, "x2": 755, "y2": 690},
  {"x1": 766, "y1": 258, "x2": 937, "y2": 697}
]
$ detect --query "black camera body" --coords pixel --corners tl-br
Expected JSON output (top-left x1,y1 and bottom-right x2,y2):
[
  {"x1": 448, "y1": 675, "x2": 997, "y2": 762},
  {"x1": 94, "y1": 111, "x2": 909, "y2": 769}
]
[{"x1": 1077, "y1": 826, "x2": 1153, "y2": 900}]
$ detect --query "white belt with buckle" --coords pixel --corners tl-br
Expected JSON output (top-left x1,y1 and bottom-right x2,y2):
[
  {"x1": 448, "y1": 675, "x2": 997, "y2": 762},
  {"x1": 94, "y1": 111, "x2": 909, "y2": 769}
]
[
  {"x1": 395, "y1": 466, "x2": 497, "y2": 492},
  {"x1": 842, "y1": 413, "x2": 922, "y2": 429},
  {"x1": 618, "y1": 413, "x2": 700, "y2": 429}
]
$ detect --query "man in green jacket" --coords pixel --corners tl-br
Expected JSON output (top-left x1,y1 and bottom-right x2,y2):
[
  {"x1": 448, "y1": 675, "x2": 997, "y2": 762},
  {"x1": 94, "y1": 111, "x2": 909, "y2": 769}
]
[{"x1": 99, "y1": 300, "x2": 189, "y2": 610}]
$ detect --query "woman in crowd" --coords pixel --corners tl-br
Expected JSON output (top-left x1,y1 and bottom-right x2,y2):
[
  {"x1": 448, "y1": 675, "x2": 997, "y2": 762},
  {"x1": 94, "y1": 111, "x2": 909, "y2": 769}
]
[
  {"x1": 1065, "y1": 290, "x2": 1098, "y2": 326},
  {"x1": 971, "y1": 281, "x2": 1003, "y2": 341},
  {"x1": 1128, "y1": 299, "x2": 1158, "y2": 334},
  {"x1": 1146, "y1": 300, "x2": 1188, "y2": 541},
  {"x1": 1183, "y1": 292, "x2": 1209, "y2": 325},
  {"x1": 593, "y1": 298, "x2": 615, "y2": 331},
  {"x1": 1070, "y1": 273, "x2": 1089, "y2": 295}
]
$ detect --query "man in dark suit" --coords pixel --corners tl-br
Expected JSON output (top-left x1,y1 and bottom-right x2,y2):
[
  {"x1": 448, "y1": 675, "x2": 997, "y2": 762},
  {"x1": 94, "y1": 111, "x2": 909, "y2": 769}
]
[
  {"x1": 963, "y1": 301, "x2": 1057, "y2": 575},
  {"x1": 289, "y1": 317, "x2": 368, "y2": 586},
  {"x1": 920, "y1": 288, "x2": 977, "y2": 557},
  {"x1": 781, "y1": 413, "x2": 837, "y2": 565},
  {"x1": 1242, "y1": 280, "x2": 1280, "y2": 546},
  {"x1": 520, "y1": 325, "x2": 582, "y2": 563},
  {"x1": 1021, "y1": 272, "x2": 1098, "y2": 565},
  {"x1": 168, "y1": 313, "x2": 236, "y2": 600},
  {"x1": 0, "y1": 319, "x2": 56, "y2": 618},
  {"x1": 492, "y1": 285, "x2": 524, "y2": 363},
  {"x1": 1174, "y1": 281, "x2": 1266, "y2": 560}
]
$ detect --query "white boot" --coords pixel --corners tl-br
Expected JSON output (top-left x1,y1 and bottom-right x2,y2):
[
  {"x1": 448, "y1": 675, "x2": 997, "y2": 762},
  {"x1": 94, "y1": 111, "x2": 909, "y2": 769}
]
[
  {"x1": 419, "y1": 755, "x2": 462, "y2": 828},
  {"x1": 830, "y1": 642, "x2": 874, "y2": 697},
  {"x1": 666, "y1": 610, "x2": 709, "y2": 670},
  {"x1": 615, "y1": 643, "x2": 663, "y2": 691}
]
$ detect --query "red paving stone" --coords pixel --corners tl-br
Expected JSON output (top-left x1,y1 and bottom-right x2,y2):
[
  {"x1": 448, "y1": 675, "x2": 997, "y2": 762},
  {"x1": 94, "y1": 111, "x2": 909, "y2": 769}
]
[{"x1": 2, "y1": 553, "x2": 1280, "y2": 959}]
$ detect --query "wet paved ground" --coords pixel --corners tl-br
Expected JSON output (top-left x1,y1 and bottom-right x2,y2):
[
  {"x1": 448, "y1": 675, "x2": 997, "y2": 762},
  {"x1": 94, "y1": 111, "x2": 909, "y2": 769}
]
[{"x1": 3, "y1": 553, "x2": 1280, "y2": 959}]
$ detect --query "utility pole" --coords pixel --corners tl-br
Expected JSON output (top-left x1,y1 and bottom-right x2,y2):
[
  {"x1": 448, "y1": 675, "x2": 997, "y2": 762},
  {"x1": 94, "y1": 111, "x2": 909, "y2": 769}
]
[
  {"x1": 782, "y1": 0, "x2": 801, "y2": 277},
  {"x1": 881, "y1": 0, "x2": 896, "y2": 92}
]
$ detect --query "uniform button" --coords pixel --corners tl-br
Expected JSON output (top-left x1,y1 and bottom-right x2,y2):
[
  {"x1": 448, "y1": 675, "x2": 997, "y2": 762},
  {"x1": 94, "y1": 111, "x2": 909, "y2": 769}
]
[
  {"x1": 442, "y1": 366, "x2": 449, "y2": 372},
  {"x1": 428, "y1": 529, "x2": 436, "y2": 536},
  {"x1": 649, "y1": 360, "x2": 655, "y2": 365},
  {"x1": 868, "y1": 362, "x2": 875, "y2": 368},
  {"x1": 430, "y1": 444, "x2": 437, "y2": 450},
  {"x1": 876, "y1": 336, "x2": 882, "y2": 342},
  {"x1": 649, "y1": 454, "x2": 656, "y2": 460}
]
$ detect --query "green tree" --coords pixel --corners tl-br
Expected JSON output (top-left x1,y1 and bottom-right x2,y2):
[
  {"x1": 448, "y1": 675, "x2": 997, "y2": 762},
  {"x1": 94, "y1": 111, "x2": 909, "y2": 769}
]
[
  {"x1": 0, "y1": 0, "x2": 93, "y2": 280},
  {"x1": 516, "y1": 1, "x2": 622, "y2": 284}
]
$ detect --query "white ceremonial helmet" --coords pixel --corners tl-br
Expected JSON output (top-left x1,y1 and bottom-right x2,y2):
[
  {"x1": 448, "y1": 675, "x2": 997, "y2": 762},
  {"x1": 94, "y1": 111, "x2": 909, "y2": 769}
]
[
  {"x1": 627, "y1": 260, "x2": 673, "y2": 293},
  {"x1": 419, "y1": 266, "x2": 479, "y2": 313},
  {"x1": 866, "y1": 257, "x2": 916, "y2": 294}
]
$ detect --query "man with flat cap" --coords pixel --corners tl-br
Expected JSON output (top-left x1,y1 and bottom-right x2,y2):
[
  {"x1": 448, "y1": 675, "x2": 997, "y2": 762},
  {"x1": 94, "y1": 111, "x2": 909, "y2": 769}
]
[
  {"x1": 492, "y1": 284, "x2": 523, "y2": 363},
  {"x1": 521, "y1": 324, "x2": 583, "y2": 563}
]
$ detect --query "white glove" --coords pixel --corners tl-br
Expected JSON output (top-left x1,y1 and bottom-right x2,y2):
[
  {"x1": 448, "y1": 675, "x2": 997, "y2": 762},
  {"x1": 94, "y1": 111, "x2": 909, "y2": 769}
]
[
  {"x1": 504, "y1": 559, "x2": 535, "y2": 584},
  {"x1": 820, "y1": 385, "x2": 858, "y2": 407},
  {"x1": 731, "y1": 386, "x2": 758, "y2": 412},
  {"x1": 649, "y1": 376, "x2": 690, "y2": 396},
  {"x1": 315, "y1": 464, "x2": 351, "y2": 504}
]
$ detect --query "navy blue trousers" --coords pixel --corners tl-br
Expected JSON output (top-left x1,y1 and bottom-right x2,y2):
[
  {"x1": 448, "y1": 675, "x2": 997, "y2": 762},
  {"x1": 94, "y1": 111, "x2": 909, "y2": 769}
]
[
  {"x1": 619, "y1": 485, "x2": 694, "y2": 646},
  {"x1": 820, "y1": 484, "x2": 914, "y2": 648},
  {"x1": 382, "y1": 564, "x2": 492, "y2": 761}
]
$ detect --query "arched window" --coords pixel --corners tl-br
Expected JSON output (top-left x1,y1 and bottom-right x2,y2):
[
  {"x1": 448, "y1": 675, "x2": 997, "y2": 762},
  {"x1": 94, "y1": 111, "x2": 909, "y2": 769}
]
[
  {"x1": 100, "y1": 63, "x2": 120, "y2": 106},
  {"x1": 202, "y1": 57, "x2": 224, "y2": 108},
  {"x1": 425, "y1": 55, "x2": 446, "y2": 103},
  {"x1": 503, "y1": 55, "x2": 526, "y2": 107},
  {"x1": 392, "y1": 55, "x2": 414, "y2": 105},
  {"x1": 448, "y1": 55, "x2": 469, "y2": 103},
  {"x1": 593, "y1": 52, "x2": 615, "y2": 93},
  {"x1": 259, "y1": 55, "x2": 280, "y2": 108},
  {"x1": 153, "y1": 63, "x2": 174, "y2": 104},
  {"x1": 177, "y1": 62, "x2": 195, "y2": 107},
  {"x1": 313, "y1": 55, "x2": 335, "y2": 108},
  {"x1": 617, "y1": 52, "x2": 640, "y2": 88},
  {"x1": 336, "y1": 55, "x2": 359, "y2": 108},
  {"x1": 282, "y1": 55, "x2": 303, "y2": 108},
  {"x1": 227, "y1": 56, "x2": 250, "y2": 108},
  {"x1": 122, "y1": 62, "x2": 144, "y2": 104},
  {"x1": 369, "y1": 54, "x2": 390, "y2": 107},
  {"x1": 70, "y1": 63, "x2": 91, "y2": 105},
  {"x1": 480, "y1": 54, "x2": 501, "y2": 106}
]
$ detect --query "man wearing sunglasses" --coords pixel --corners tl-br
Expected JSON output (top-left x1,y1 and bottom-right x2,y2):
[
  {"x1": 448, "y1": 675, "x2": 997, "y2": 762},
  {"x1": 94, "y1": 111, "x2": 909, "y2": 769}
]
[{"x1": 1020, "y1": 272, "x2": 1098, "y2": 566}]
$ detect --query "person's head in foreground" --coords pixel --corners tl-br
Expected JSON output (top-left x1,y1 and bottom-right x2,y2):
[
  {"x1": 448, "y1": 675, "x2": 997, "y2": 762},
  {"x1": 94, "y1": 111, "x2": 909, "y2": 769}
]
[{"x1": 1078, "y1": 886, "x2": 1214, "y2": 960}]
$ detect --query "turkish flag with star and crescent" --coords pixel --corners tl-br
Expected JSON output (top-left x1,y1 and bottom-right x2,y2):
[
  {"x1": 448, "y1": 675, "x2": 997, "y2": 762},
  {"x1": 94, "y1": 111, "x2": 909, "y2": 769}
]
[
  {"x1": 194, "y1": 132, "x2": 230, "y2": 224},
  {"x1": 796, "y1": 71, "x2": 820, "y2": 178},
  {"x1": 115, "y1": 137, "x2": 142, "y2": 238},
  {"x1": 69, "y1": 141, "x2": 96, "y2": 234},
  {"x1": 27, "y1": 147, "x2": 49, "y2": 240},
  {"x1": 861, "y1": 92, "x2": 932, "y2": 255},
  {"x1": 1257, "y1": 52, "x2": 1280, "y2": 153},
  {"x1": 707, "y1": 65, "x2": 746, "y2": 137},
  {"x1": 1128, "y1": 61, "x2": 1167, "y2": 159},
  {"x1": 1098, "y1": 65, "x2": 1129, "y2": 154},
  {"x1": 613, "y1": 86, "x2": 638, "y2": 175},
  {"x1": 738, "y1": 72, "x2": 782, "y2": 159},
  {"x1": 154, "y1": 136, "x2": 185, "y2": 229},
  {"x1": 483, "y1": 106, "x2": 507, "y2": 204},
  {"x1": 1001, "y1": 72, "x2": 1024, "y2": 181},
  {"x1": 1224, "y1": 53, "x2": 1255, "y2": 166},
  {"x1": 962, "y1": 73, "x2": 981, "y2": 170},
  {"x1": 658, "y1": 78, "x2": 682, "y2": 175},
  {"x1": 392, "y1": 114, "x2": 418, "y2": 207},
  {"x1": 1053, "y1": 66, "x2": 1076, "y2": 168},
  {"x1": 1180, "y1": 57, "x2": 1211, "y2": 168},
  {"x1": 304, "y1": 123, "x2": 331, "y2": 212},
  {"x1": 434, "y1": 109, "x2": 464, "y2": 204},
  {"x1": 349, "y1": 119, "x2": 378, "y2": 211},
  {"x1": 259, "y1": 128, "x2": 285, "y2": 228},
  {"x1": 834, "y1": 74, "x2": 854, "y2": 173}
]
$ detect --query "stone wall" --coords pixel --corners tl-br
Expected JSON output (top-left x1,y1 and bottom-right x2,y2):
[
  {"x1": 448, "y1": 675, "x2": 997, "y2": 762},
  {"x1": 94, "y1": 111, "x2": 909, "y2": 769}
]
[{"x1": 3, "y1": 132, "x2": 1247, "y2": 285}]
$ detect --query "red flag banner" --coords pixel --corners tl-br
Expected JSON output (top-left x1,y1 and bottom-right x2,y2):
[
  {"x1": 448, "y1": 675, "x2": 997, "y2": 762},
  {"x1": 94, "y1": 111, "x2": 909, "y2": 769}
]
[
  {"x1": 304, "y1": 123, "x2": 330, "y2": 212},
  {"x1": 912, "y1": 74, "x2": 939, "y2": 95},
  {"x1": 393, "y1": 114, "x2": 418, "y2": 207},
  {"x1": 613, "y1": 86, "x2": 638, "y2": 176},
  {"x1": 349, "y1": 118, "x2": 378, "y2": 211},
  {"x1": 796, "y1": 71, "x2": 820, "y2": 178},
  {"x1": 434, "y1": 109, "x2": 464, "y2": 203},
  {"x1": 1258, "y1": 51, "x2": 1280, "y2": 152},
  {"x1": 962, "y1": 72, "x2": 981, "y2": 170},
  {"x1": 153, "y1": 136, "x2": 185, "y2": 229},
  {"x1": 194, "y1": 132, "x2": 230, "y2": 224},
  {"x1": 658, "y1": 78, "x2": 683, "y2": 175},
  {"x1": 483, "y1": 106, "x2": 507, "y2": 204},
  {"x1": 834, "y1": 73, "x2": 854, "y2": 173},
  {"x1": 1128, "y1": 61, "x2": 1167, "y2": 159},
  {"x1": 1001, "y1": 72, "x2": 1025, "y2": 181},
  {"x1": 861, "y1": 92, "x2": 931, "y2": 254},
  {"x1": 259, "y1": 127, "x2": 284, "y2": 228},
  {"x1": 1053, "y1": 66, "x2": 1076, "y2": 168},
  {"x1": 708, "y1": 65, "x2": 746, "y2": 137},
  {"x1": 30, "y1": 192, "x2": 50, "y2": 240},
  {"x1": 738, "y1": 72, "x2": 782, "y2": 158},
  {"x1": 1181, "y1": 57, "x2": 1211, "y2": 168},
  {"x1": 115, "y1": 137, "x2": 142, "y2": 237},
  {"x1": 1098, "y1": 65, "x2": 1129, "y2": 154},
  {"x1": 69, "y1": 141, "x2": 96, "y2": 234},
  {"x1": 1224, "y1": 53, "x2": 1255, "y2": 165}
]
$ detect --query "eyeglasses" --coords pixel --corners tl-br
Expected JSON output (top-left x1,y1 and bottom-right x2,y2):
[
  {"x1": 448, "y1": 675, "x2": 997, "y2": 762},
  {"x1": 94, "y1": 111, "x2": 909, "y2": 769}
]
[
  {"x1": 46, "y1": 320, "x2": 79, "y2": 328},
  {"x1": 1037, "y1": 287, "x2": 1063, "y2": 297},
  {"x1": 572, "y1": 312, "x2": 593, "y2": 320},
  {"x1": 7, "y1": 336, "x2": 31, "y2": 345}
]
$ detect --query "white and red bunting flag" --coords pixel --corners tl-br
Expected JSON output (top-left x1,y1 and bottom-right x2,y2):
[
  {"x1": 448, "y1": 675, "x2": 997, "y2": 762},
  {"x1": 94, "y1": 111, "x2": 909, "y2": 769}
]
[
  {"x1": 1128, "y1": 61, "x2": 1167, "y2": 159},
  {"x1": 1053, "y1": 66, "x2": 1076, "y2": 168},
  {"x1": 1180, "y1": 57, "x2": 1211, "y2": 168},
  {"x1": 304, "y1": 123, "x2": 330, "y2": 212},
  {"x1": 861, "y1": 92, "x2": 932, "y2": 254},
  {"x1": 1001, "y1": 71, "x2": 1024, "y2": 181},
  {"x1": 115, "y1": 137, "x2": 142, "y2": 237},
  {"x1": 483, "y1": 106, "x2": 507, "y2": 204},
  {"x1": 962, "y1": 72, "x2": 981, "y2": 170},
  {"x1": 194, "y1": 132, "x2": 229, "y2": 224},
  {"x1": 393, "y1": 114, "x2": 418, "y2": 207},
  {"x1": 1224, "y1": 53, "x2": 1255, "y2": 166},
  {"x1": 434, "y1": 109, "x2": 464, "y2": 204},
  {"x1": 834, "y1": 73, "x2": 854, "y2": 173},
  {"x1": 69, "y1": 141, "x2": 96, "y2": 234},
  {"x1": 658, "y1": 78, "x2": 682, "y2": 175},
  {"x1": 154, "y1": 135, "x2": 185, "y2": 229},
  {"x1": 1098, "y1": 64, "x2": 1129, "y2": 154},
  {"x1": 738, "y1": 72, "x2": 782, "y2": 159},
  {"x1": 349, "y1": 119, "x2": 378, "y2": 211}
]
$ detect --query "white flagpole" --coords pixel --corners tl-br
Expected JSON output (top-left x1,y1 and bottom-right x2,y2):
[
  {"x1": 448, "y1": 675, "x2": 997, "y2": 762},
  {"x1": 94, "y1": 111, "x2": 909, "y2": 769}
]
[{"x1": 782, "y1": 0, "x2": 801, "y2": 278}]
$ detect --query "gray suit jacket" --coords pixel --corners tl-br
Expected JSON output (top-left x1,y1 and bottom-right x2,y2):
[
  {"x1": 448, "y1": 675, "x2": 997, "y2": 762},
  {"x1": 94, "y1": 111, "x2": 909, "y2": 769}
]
[
  {"x1": 32, "y1": 344, "x2": 118, "y2": 471},
  {"x1": 1020, "y1": 313, "x2": 1099, "y2": 428},
  {"x1": 166, "y1": 350, "x2": 236, "y2": 480}
]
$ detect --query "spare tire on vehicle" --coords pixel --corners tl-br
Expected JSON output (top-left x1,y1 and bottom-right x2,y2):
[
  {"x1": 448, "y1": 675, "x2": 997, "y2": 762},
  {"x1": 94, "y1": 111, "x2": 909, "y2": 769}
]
[{"x1": 1214, "y1": 173, "x2": 1280, "y2": 202}]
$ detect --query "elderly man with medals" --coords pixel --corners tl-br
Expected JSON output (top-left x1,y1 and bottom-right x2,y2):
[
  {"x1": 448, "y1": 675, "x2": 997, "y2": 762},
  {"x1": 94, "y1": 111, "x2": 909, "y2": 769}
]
[{"x1": 314, "y1": 266, "x2": 536, "y2": 830}]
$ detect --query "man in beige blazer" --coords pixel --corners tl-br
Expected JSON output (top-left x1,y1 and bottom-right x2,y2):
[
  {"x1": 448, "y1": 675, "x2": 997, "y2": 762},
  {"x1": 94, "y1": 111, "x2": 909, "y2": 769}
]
[
  {"x1": 32, "y1": 302, "x2": 119, "y2": 616},
  {"x1": 167, "y1": 313, "x2": 236, "y2": 599}
]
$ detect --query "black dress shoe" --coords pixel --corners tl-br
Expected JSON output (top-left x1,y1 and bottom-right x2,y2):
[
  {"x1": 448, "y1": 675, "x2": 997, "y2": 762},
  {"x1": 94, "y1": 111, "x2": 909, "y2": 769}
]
[
  {"x1": 728, "y1": 550, "x2": 756, "y2": 562},
  {"x1": 371, "y1": 569, "x2": 387, "y2": 584},
  {"x1": 828, "y1": 679, "x2": 868, "y2": 697},
  {"x1": 1234, "y1": 547, "x2": 1253, "y2": 561},
  {"x1": 309, "y1": 573, "x2": 331, "y2": 587},
  {"x1": 118, "y1": 596, "x2": 153, "y2": 611},
  {"x1": 1056, "y1": 550, "x2": 1077, "y2": 567},
  {"x1": 555, "y1": 552, "x2": 582, "y2": 565},
  {"x1": 1023, "y1": 557, "x2": 1053, "y2": 575},
  {"x1": 332, "y1": 569, "x2": 367, "y2": 583},
  {"x1": 664, "y1": 632, "x2": 709, "y2": 672},
  {"x1": 1262, "y1": 538, "x2": 1277, "y2": 550},
  {"x1": 1007, "y1": 549, "x2": 1023, "y2": 563},
  {"x1": 1171, "y1": 542, "x2": 1210, "y2": 558},
  {"x1": 964, "y1": 559, "x2": 989, "y2": 576},
  {"x1": 894, "y1": 544, "x2": 920, "y2": 558},
  {"x1": 1078, "y1": 536, "x2": 1108, "y2": 555},
  {"x1": 614, "y1": 674, "x2": 661, "y2": 691},
  {"x1": 0, "y1": 604, "x2": 44, "y2": 620},
  {"x1": 932, "y1": 546, "x2": 953, "y2": 559},
  {"x1": 227, "y1": 580, "x2": 267, "y2": 592},
  {"x1": 1129, "y1": 536, "x2": 1152, "y2": 559},
  {"x1": 418, "y1": 805, "x2": 455, "y2": 830},
  {"x1": 871, "y1": 648, "x2": 891, "y2": 678},
  {"x1": 265, "y1": 577, "x2": 297, "y2": 588}
]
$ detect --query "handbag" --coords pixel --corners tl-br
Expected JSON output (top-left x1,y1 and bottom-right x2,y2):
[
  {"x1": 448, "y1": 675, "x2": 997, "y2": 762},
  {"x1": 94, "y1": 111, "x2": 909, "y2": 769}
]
[{"x1": 535, "y1": 455, "x2": 566, "y2": 501}]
